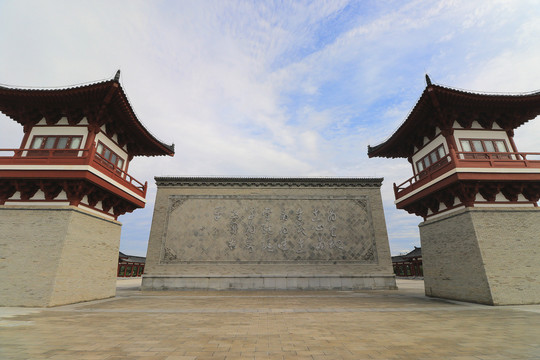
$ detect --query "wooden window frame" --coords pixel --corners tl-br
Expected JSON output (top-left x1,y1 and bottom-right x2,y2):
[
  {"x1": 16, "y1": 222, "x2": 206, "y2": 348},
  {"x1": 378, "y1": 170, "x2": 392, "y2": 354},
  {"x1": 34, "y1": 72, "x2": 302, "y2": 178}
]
[
  {"x1": 460, "y1": 139, "x2": 510, "y2": 159},
  {"x1": 95, "y1": 141, "x2": 125, "y2": 172},
  {"x1": 28, "y1": 135, "x2": 83, "y2": 156},
  {"x1": 416, "y1": 145, "x2": 447, "y2": 177}
]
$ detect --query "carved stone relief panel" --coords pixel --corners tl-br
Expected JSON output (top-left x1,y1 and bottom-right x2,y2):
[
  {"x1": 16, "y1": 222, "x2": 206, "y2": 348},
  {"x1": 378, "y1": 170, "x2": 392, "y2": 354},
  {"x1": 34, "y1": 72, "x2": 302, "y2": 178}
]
[{"x1": 159, "y1": 195, "x2": 377, "y2": 264}]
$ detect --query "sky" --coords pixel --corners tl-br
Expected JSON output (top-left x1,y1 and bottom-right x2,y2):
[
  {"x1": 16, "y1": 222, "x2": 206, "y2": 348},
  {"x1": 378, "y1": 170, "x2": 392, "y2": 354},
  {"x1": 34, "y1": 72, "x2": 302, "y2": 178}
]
[{"x1": 1, "y1": 0, "x2": 540, "y2": 256}]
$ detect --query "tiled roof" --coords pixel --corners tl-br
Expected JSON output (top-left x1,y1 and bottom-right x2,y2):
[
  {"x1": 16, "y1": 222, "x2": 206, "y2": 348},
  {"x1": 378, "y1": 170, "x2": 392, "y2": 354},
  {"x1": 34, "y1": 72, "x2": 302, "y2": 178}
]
[{"x1": 0, "y1": 72, "x2": 174, "y2": 157}]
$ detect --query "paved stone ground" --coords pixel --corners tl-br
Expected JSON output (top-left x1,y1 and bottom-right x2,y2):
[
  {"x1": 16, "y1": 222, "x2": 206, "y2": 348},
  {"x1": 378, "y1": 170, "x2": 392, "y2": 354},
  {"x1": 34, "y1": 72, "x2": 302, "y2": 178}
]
[{"x1": 1, "y1": 279, "x2": 540, "y2": 359}]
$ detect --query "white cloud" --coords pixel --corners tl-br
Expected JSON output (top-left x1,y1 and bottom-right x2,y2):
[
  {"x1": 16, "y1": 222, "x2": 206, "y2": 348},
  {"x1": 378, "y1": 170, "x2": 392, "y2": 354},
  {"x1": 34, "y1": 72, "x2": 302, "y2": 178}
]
[{"x1": 1, "y1": 0, "x2": 540, "y2": 256}]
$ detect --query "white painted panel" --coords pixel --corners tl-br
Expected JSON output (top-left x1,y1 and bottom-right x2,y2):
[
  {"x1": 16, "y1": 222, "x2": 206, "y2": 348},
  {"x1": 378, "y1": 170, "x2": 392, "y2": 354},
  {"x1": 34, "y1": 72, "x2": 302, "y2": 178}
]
[
  {"x1": 57, "y1": 117, "x2": 69, "y2": 125},
  {"x1": 471, "y1": 121, "x2": 482, "y2": 129},
  {"x1": 32, "y1": 190, "x2": 46, "y2": 200},
  {"x1": 452, "y1": 121, "x2": 463, "y2": 129},
  {"x1": 57, "y1": 190, "x2": 68, "y2": 200}
]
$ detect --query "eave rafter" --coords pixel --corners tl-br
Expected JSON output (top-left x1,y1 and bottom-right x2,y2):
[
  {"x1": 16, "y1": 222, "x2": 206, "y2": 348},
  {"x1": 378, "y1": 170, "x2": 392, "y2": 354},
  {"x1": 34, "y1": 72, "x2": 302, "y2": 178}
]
[
  {"x1": 523, "y1": 184, "x2": 540, "y2": 203},
  {"x1": 15, "y1": 181, "x2": 40, "y2": 201},
  {"x1": 478, "y1": 183, "x2": 500, "y2": 202},
  {"x1": 66, "y1": 108, "x2": 85, "y2": 125},
  {"x1": 39, "y1": 180, "x2": 63, "y2": 201},
  {"x1": 0, "y1": 180, "x2": 17, "y2": 205},
  {"x1": 455, "y1": 183, "x2": 478, "y2": 207},
  {"x1": 500, "y1": 183, "x2": 523, "y2": 202},
  {"x1": 44, "y1": 108, "x2": 63, "y2": 125},
  {"x1": 102, "y1": 195, "x2": 120, "y2": 213},
  {"x1": 402, "y1": 180, "x2": 540, "y2": 219},
  {"x1": 87, "y1": 188, "x2": 107, "y2": 208},
  {"x1": 0, "y1": 178, "x2": 140, "y2": 218},
  {"x1": 62, "y1": 180, "x2": 92, "y2": 206}
]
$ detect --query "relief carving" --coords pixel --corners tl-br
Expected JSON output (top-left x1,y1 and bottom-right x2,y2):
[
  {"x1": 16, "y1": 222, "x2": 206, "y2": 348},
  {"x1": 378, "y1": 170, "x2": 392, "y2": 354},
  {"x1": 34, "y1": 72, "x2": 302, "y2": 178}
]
[
  {"x1": 169, "y1": 198, "x2": 186, "y2": 213},
  {"x1": 163, "y1": 247, "x2": 177, "y2": 262},
  {"x1": 160, "y1": 196, "x2": 378, "y2": 264}
]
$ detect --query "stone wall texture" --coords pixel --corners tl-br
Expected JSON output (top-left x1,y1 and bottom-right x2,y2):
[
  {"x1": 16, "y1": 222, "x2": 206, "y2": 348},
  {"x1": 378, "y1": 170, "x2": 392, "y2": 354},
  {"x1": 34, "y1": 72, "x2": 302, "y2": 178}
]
[
  {"x1": 0, "y1": 206, "x2": 121, "y2": 307},
  {"x1": 143, "y1": 178, "x2": 396, "y2": 290},
  {"x1": 420, "y1": 207, "x2": 540, "y2": 305}
]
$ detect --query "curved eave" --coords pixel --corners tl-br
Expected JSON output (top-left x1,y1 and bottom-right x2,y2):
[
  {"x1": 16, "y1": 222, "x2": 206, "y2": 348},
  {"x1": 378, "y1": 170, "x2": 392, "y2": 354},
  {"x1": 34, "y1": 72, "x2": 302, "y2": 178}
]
[
  {"x1": 368, "y1": 84, "x2": 540, "y2": 159},
  {"x1": 368, "y1": 86, "x2": 435, "y2": 159},
  {"x1": 109, "y1": 82, "x2": 174, "y2": 157},
  {"x1": 0, "y1": 79, "x2": 175, "y2": 157},
  {"x1": 0, "y1": 80, "x2": 113, "y2": 124}
]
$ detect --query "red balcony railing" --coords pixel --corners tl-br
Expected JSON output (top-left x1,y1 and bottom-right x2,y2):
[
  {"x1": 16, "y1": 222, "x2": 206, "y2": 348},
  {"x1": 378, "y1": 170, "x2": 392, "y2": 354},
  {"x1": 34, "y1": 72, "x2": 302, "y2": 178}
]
[
  {"x1": 0, "y1": 145, "x2": 147, "y2": 197},
  {"x1": 394, "y1": 148, "x2": 540, "y2": 199}
]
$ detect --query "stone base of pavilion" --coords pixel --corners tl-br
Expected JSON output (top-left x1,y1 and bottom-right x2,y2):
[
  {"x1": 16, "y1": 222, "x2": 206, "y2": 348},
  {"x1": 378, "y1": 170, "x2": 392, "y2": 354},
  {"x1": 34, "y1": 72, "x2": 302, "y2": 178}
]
[
  {"x1": 0, "y1": 206, "x2": 121, "y2": 307},
  {"x1": 420, "y1": 207, "x2": 540, "y2": 305}
]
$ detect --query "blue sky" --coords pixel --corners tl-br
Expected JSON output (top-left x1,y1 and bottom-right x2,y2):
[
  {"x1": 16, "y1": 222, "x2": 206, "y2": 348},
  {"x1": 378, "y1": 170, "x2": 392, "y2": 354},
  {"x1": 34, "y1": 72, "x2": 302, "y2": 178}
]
[{"x1": 1, "y1": 0, "x2": 540, "y2": 256}]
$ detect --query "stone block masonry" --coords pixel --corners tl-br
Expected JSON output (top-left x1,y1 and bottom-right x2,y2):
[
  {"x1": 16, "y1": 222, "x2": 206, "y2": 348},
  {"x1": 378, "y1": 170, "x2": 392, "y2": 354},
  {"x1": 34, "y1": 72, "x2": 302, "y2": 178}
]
[
  {"x1": 420, "y1": 207, "x2": 540, "y2": 305},
  {"x1": 0, "y1": 206, "x2": 121, "y2": 307},
  {"x1": 143, "y1": 177, "x2": 396, "y2": 290}
]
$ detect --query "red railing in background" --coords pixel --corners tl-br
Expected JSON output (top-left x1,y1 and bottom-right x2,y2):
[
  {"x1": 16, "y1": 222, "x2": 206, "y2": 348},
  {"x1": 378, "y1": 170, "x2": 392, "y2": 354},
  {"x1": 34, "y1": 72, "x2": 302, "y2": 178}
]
[
  {"x1": 117, "y1": 262, "x2": 144, "y2": 277},
  {"x1": 394, "y1": 148, "x2": 540, "y2": 199},
  {"x1": 393, "y1": 258, "x2": 423, "y2": 277}
]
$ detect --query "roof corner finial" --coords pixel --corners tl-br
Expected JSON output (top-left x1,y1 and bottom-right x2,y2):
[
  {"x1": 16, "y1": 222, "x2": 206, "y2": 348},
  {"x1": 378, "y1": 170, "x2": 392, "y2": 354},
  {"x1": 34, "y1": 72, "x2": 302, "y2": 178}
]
[
  {"x1": 114, "y1": 69, "x2": 121, "y2": 82},
  {"x1": 425, "y1": 73, "x2": 432, "y2": 86}
]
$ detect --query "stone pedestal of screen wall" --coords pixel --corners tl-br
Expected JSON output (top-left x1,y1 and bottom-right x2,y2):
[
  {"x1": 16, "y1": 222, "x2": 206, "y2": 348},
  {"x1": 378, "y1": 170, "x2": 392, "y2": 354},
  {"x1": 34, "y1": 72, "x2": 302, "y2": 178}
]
[
  {"x1": 142, "y1": 177, "x2": 396, "y2": 290},
  {"x1": 420, "y1": 207, "x2": 540, "y2": 305},
  {"x1": 0, "y1": 206, "x2": 121, "y2": 307}
]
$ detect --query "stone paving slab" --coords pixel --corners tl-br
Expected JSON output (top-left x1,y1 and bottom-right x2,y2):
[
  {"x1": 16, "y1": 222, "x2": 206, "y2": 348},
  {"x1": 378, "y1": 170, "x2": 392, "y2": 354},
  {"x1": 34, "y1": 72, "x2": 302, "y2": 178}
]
[{"x1": 1, "y1": 279, "x2": 540, "y2": 359}]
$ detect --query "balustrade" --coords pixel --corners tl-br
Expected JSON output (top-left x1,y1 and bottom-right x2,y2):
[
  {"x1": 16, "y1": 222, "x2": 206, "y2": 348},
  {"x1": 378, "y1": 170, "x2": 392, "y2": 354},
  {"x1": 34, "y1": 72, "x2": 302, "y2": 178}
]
[
  {"x1": 394, "y1": 150, "x2": 540, "y2": 199},
  {"x1": 0, "y1": 144, "x2": 147, "y2": 196}
]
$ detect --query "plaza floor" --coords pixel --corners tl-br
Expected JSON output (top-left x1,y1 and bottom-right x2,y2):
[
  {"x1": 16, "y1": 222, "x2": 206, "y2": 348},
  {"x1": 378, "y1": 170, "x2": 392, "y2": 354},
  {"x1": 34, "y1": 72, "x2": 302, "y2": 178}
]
[{"x1": 1, "y1": 279, "x2": 540, "y2": 360}]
